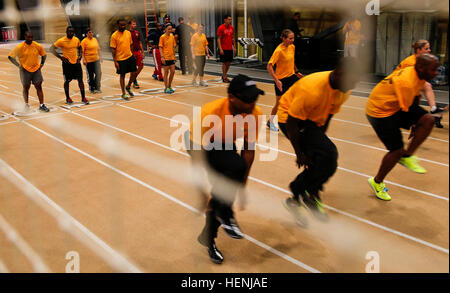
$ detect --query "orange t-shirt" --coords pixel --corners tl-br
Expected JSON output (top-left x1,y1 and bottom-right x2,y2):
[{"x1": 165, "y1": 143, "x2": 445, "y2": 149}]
[
  {"x1": 366, "y1": 66, "x2": 425, "y2": 118},
  {"x1": 395, "y1": 54, "x2": 416, "y2": 72},
  {"x1": 268, "y1": 43, "x2": 296, "y2": 80},
  {"x1": 344, "y1": 20, "x2": 361, "y2": 45},
  {"x1": 190, "y1": 33, "x2": 208, "y2": 56},
  {"x1": 81, "y1": 37, "x2": 100, "y2": 63},
  {"x1": 54, "y1": 36, "x2": 80, "y2": 64},
  {"x1": 159, "y1": 33, "x2": 176, "y2": 60},
  {"x1": 190, "y1": 98, "x2": 262, "y2": 147},
  {"x1": 287, "y1": 71, "x2": 351, "y2": 126},
  {"x1": 8, "y1": 41, "x2": 46, "y2": 72},
  {"x1": 110, "y1": 30, "x2": 133, "y2": 61}
]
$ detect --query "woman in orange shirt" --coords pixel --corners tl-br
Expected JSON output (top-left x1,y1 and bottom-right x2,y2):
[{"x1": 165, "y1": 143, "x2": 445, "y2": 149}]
[
  {"x1": 267, "y1": 29, "x2": 303, "y2": 132},
  {"x1": 81, "y1": 28, "x2": 102, "y2": 94},
  {"x1": 159, "y1": 24, "x2": 177, "y2": 94},
  {"x1": 396, "y1": 40, "x2": 446, "y2": 122},
  {"x1": 190, "y1": 24, "x2": 210, "y2": 87}
]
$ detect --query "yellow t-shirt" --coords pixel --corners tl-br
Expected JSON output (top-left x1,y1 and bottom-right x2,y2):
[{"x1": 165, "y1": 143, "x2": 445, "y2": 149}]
[
  {"x1": 190, "y1": 98, "x2": 263, "y2": 147},
  {"x1": 395, "y1": 54, "x2": 416, "y2": 72},
  {"x1": 287, "y1": 71, "x2": 351, "y2": 126},
  {"x1": 8, "y1": 41, "x2": 46, "y2": 72},
  {"x1": 81, "y1": 37, "x2": 100, "y2": 63},
  {"x1": 190, "y1": 33, "x2": 208, "y2": 56},
  {"x1": 344, "y1": 20, "x2": 361, "y2": 45},
  {"x1": 189, "y1": 23, "x2": 199, "y2": 32},
  {"x1": 54, "y1": 36, "x2": 80, "y2": 64},
  {"x1": 110, "y1": 30, "x2": 133, "y2": 61},
  {"x1": 366, "y1": 66, "x2": 425, "y2": 118},
  {"x1": 159, "y1": 33, "x2": 176, "y2": 60},
  {"x1": 268, "y1": 43, "x2": 296, "y2": 80}
]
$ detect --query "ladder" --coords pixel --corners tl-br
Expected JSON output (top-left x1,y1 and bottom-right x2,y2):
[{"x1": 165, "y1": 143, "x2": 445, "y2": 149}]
[{"x1": 144, "y1": 0, "x2": 158, "y2": 38}]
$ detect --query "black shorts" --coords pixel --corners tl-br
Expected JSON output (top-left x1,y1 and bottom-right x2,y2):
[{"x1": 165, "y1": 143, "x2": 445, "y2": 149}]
[
  {"x1": 278, "y1": 122, "x2": 288, "y2": 138},
  {"x1": 163, "y1": 60, "x2": 176, "y2": 66},
  {"x1": 367, "y1": 104, "x2": 428, "y2": 151},
  {"x1": 62, "y1": 62, "x2": 82, "y2": 81},
  {"x1": 116, "y1": 55, "x2": 137, "y2": 75},
  {"x1": 220, "y1": 50, "x2": 233, "y2": 63},
  {"x1": 275, "y1": 74, "x2": 300, "y2": 96}
]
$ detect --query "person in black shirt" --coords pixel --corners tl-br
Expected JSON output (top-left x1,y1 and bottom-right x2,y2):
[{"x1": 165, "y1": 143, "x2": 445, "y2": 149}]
[{"x1": 175, "y1": 17, "x2": 194, "y2": 75}]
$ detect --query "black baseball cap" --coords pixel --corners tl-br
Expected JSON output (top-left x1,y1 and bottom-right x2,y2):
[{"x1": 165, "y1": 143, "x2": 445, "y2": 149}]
[{"x1": 228, "y1": 74, "x2": 265, "y2": 104}]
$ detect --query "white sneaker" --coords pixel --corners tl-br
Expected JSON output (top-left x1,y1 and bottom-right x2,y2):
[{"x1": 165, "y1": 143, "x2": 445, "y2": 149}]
[
  {"x1": 199, "y1": 81, "x2": 208, "y2": 87},
  {"x1": 23, "y1": 104, "x2": 30, "y2": 112},
  {"x1": 192, "y1": 81, "x2": 198, "y2": 87}
]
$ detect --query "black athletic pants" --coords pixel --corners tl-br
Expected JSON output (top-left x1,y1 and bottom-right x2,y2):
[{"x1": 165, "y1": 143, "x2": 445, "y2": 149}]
[
  {"x1": 179, "y1": 45, "x2": 193, "y2": 74},
  {"x1": 86, "y1": 60, "x2": 101, "y2": 91},
  {"x1": 184, "y1": 131, "x2": 247, "y2": 243},
  {"x1": 286, "y1": 115, "x2": 338, "y2": 199}
]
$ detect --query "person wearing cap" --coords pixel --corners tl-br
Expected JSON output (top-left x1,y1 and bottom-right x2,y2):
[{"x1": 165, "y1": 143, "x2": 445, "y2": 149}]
[
  {"x1": 283, "y1": 57, "x2": 361, "y2": 224},
  {"x1": 185, "y1": 74, "x2": 264, "y2": 264}
]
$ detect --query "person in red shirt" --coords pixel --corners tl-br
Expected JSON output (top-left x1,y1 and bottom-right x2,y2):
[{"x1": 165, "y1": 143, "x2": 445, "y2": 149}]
[
  {"x1": 129, "y1": 20, "x2": 145, "y2": 89},
  {"x1": 217, "y1": 15, "x2": 235, "y2": 83}
]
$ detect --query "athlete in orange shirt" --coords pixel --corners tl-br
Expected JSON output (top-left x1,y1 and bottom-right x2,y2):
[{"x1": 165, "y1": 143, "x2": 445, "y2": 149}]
[
  {"x1": 366, "y1": 54, "x2": 439, "y2": 201},
  {"x1": 50, "y1": 26, "x2": 89, "y2": 105},
  {"x1": 267, "y1": 29, "x2": 303, "y2": 132},
  {"x1": 8, "y1": 31, "x2": 49, "y2": 112},
  {"x1": 284, "y1": 57, "x2": 360, "y2": 223}
]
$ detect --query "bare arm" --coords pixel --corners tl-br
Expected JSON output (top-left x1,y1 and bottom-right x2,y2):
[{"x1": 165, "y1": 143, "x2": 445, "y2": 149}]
[
  {"x1": 111, "y1": 47, "x2": 119, "y2": 69},
  {"x1": 217, "y1": 37, "x2": 223, "y2": 54},
  {"x1": 8, "y1": 56, "x2": 20, "y2": 68},
  {"x1": 40, "y1": 55, "x2": 47, "y2": 68},
  {"x1": 267, "y1": 62, "x2": 282, "y2": 92},
  {"x1": 50, "y1": 44, "x2": 68, "y2": 63}
]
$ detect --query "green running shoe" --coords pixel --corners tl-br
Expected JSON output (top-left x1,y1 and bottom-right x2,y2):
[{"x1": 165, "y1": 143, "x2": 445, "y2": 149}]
[
  {"x1": 368, "y1": 177, "x2": 391, "y2": 201},
  {"x1": 398, "y1": 155, "x2": 427, "y2": 174}
]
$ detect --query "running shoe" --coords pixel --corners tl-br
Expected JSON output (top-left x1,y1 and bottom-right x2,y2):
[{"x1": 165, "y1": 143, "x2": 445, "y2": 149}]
[
  {"x1": 266, "y1": 120, "x2": 279, "y2": 132},
  {"x1": 368, "y1": 177, "x2": 391, "y2": 201},
  {"x1": 199, "y1": 81, "x2": 208, "y2": 87},
  {"x1": 125, "y1": 87, "x2": 135, "y2": 97},
  {"x1": 122, "y1": 94, "x2": 130, "y2": 101},
  {"x1": 192, "y1": 81, "x2": 198, "y2": 87},
  {"x1": 82, "y1": 98, "x2": 90, "y2": 105},
  {"x1": 302, "y1": 193, "x2": 329, "y2": 222},
  {"x1": 398, "y1": 155, "x2": 427, "y2": 174},
  {"x1": 39, "y1": 104, "x2": 50, "y2": 112},
  {"x1": 23, "y1": 103, "x2": 30, "y2": 112},
  {"x1": 430, "y1": 107, "x2": 446, "y2": 114},
  {"x1": 222, "y1": 77, "x2": 231, "y2": 83},
  {"x1": 89, "y1": 89, "x2": 96, "y2": 94},
  {"x1": 94, "y1": 89, "x2": 102, "y2": 94},
  {"x1": 283, "y1": 197, "x2": 308, "y2": 227},
  {"x1": 133, "y1": 80, "x2": 140, "y2": 89},
  {"x1": 152, "y1": 74, "x2": 158, "y2": 80},
  {"x1": 435, "y1": 116, "x2": 444, "y2": 128},
  {"x1": 164, "y1": 88, "x2": 172, "y2": 94},
  {"x1": 168, "y1": 87, "x2": 175, "y2": 93},
  {"x1": 197, "y1": 234, "x2": 224, "y2": 264},
  {"x1": 66, "y1": 98, "x2": 73, "y2": 105}
]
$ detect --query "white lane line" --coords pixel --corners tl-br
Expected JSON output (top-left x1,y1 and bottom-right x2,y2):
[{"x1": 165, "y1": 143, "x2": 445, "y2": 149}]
[
  {"x1": 0, "y1": 213, "x2": 51, "y2": 273},
  {"x1": 0, "y1": 158, "x2": 143, "y2": 273},
  {"x1": 247, "y1": 177, "x2": 449, "y2": 255},
  {"x1": 21, "y1": 119, "x2": 320, "y2": 273},
  {"x1": 64, "y1": 108, "x2": 449, "y2": 253},
  {"x1": 0, "y1": 258, "x2": 9, "y2": 273}
]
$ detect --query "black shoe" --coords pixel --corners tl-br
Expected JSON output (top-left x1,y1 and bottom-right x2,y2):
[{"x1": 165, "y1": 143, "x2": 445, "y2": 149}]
[
  {"x1": 283, "y1": 197, "x2": 308, "y2": 228},
  {"x1": 435, "y1": 116, "x2": 444, "y2": 128},
  {"x1": 39, "y1": 104, "x2": 50, "y2": 112},
  {"x1": 197, "y1": 235, "x2": 224, "y2": 264},
  {"x1": 430, "y1": 107, "x2": 445, "y2": 115},
  {"x1": 302, "y1": 193, "x2": 329, "y2": 222},
  {"x1": 216, "y1": 215, "x2": 244, "y2": 239},
  {"x1": 66, "y1": 98, "x2": 73, "y2": 105},
  {"x1": 125, "y1": 87, "x2": 135, "y2": 97},
  {"x1": 82, "y1": 98, "x2": 90, "y2": 105}
]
